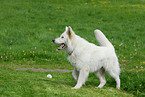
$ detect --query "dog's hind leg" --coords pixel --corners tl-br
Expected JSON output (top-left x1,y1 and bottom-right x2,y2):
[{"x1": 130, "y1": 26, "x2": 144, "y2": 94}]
[
  {"x1": 107, "y1": 70, "x2": 120, "y2": 89},
  {"x1": 95, "y1": 67, "x2": 106, "y2": 88},
  {"x1": 72, "y1": 67, "x2": 89, "y2": 89},
  {"x1": 72, "y1": 68, "x2": 79, "y2": 82}
]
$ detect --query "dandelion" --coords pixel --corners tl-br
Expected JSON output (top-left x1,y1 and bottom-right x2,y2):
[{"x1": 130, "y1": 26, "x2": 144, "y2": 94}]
[
  {"x1": 136, "y1": 4, "x2": 141, "y2": 7},
  {"x1": 137, "y1": 90, "x2": 139, "y2": 94},
  {"x1": 30, "y1": 51, "x2": 32, "y2": 53},
  {"x1": 44, "y1": 51, "x2": 46, "y2": 54},
  {"x1": 139, "y1": 69, "x2": 143, "y2": 71},
  {"x1": 136, "y1": 71, "x2": 138, "y2": 73},
  {"x1": 24, "y1": 53, "x2": 26, "y2": 55},
  {"x1": 120, "y1": 5, "x2": 125, "y2": 7},
  {"x1": 56, "y1": 7, "x2": 62, "y2": 9},
  {"x1": 98, "y1": 1, "x2": 108, "y2": 4},
  {"x1": 23, "y1": 50, "x2": 25, "y2": 52},
  {"x1": 33, "y1": 54, "x2": 34, "y2": 56},
  {"x1": 122, "y1": 60, "x2": 127, "y2": 62}
]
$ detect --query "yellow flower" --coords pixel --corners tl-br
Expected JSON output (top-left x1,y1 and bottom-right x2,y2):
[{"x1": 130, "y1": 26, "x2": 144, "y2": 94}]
[
  {"x1": 24, "y1": 53, "x2": 26, "y2": 55},
  {"x1": 23, "y1": 50, "x2": 25, "y2": 52},
  {"x1": 136, "y1": 71, "x2": 138, "y2": 73},
  {"x1": 122, "y1": 60, "x2": 127, "y2": 62},
  {"x1": 56, "y1": 7, "x2": 63, "y2": 9},
  {"x1": 136, "y1": 4, "x2": 141, "y2": 7},
  {"x1": 139, "y1": 69, "x2": 143, "y2": 71},
  {"x1": 137, "y1": 90, "x2": 139, "y2": 94},
  {"x1": 30, "y1": 51, "x2": 32, "y2": 53},
  {"x1": 120, "y1": 5, "x2": 124, "y2": 7},
  {"x1": 98, "y1": 1, "x2": 108, "y2": 5},
  {"x1": 33, "y1": 54, "x2": 34, "y2": 55}
]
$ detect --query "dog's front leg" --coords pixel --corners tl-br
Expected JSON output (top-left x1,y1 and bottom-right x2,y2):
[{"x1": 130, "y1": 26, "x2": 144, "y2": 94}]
[
  {"x1": 72, "y1": 68, "x2": 89, "y2": 89},
  {"x1": 72, "y1": 68, "x2": 79, "y2": 81}
]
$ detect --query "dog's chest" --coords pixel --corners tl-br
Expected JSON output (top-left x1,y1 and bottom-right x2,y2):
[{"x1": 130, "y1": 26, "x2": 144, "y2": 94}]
[
  {"x1": 68, "y1": 55, "x2": 77, "y2": 66},
  {"x1": 68, "y1": 53, "x2": 86, "y2": 70}
]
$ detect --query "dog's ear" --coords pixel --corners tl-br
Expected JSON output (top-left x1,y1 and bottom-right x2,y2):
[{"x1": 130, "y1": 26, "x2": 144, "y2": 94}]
[
  {"x1": 65, "y1": 26, "x2": 68, "y2": 30},
  {"x1": 67, "y1": 26, "x2": 73, "y2": 39}
]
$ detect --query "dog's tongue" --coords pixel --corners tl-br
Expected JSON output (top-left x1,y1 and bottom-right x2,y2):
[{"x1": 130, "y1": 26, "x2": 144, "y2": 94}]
[{"x1": 58, "y1": 44, "x2": 65, "y2": 50}]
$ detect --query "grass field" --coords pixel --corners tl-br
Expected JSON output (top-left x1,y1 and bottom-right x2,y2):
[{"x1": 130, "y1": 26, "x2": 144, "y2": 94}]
[{"x1": 0, "y1": 0, "x2": 145, "y2": 96}]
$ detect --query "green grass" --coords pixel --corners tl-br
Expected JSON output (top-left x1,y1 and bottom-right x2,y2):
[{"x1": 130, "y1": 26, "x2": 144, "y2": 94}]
[{"x1": 0, "y1": 0, "x2": 145, "y2": 96}]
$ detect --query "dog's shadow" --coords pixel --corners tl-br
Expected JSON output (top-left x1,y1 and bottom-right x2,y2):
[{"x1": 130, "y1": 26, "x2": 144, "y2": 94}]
[
  {"x1": 38, "y1": 78, "x2": 75, "y2": 87},
  {"x1": 38, "y1": 75, "x2": 116, "y2": 89}
]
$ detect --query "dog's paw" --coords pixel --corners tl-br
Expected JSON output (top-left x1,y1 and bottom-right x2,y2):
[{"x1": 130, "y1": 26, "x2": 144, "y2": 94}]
[
  {"x1": 95, "y1": 86, "x2": 103, "y2": 89},
  {"x1": 71, "y1": 86, "x2": 80, "y2": 89},
  {"x1": 116, "y1": 86, "x2": 120, "y2": 89}
]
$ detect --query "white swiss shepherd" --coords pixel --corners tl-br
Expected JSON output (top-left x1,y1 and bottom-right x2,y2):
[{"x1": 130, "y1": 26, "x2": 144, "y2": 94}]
[{"x1": 53, "y1": 26, "x2": 120, "y2": 89}]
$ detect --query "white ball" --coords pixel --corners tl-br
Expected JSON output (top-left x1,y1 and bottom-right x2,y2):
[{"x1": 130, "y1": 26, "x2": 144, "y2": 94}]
[{"x1": 47, "y1": 74, "x2": 52, "y2": 78}]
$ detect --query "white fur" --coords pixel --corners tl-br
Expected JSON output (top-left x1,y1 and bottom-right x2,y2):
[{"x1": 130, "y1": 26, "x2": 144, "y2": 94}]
[{"x1": 53, "y1": 26, "x2": 120, "y2": 89}]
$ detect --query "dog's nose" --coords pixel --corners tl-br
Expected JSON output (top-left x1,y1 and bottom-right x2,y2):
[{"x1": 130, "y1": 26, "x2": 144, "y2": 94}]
[{"x1": 52, "y1": 39, "x2": 55, "y2": 43}]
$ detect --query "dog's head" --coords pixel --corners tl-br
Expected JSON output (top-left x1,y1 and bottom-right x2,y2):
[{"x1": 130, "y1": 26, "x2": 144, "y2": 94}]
[{"x1": 52, "y1": 26, "x2": 74, "y2": 50}]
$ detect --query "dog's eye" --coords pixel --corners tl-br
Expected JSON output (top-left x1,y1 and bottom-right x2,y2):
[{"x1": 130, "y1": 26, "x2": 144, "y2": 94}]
[{"x1": 61, "y1": 36, "x2": 64, "y2": 38}]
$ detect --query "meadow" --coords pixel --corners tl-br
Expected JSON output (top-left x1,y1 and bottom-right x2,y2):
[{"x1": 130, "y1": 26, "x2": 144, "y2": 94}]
[{"x1": 0, "y1": 0, "x2": 145, "y2": 96}]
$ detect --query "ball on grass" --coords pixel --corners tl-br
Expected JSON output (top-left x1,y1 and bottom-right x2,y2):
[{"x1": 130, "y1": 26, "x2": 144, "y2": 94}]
[{"x1": 47, "y1": 74, "x2": 52, "y2": 78}]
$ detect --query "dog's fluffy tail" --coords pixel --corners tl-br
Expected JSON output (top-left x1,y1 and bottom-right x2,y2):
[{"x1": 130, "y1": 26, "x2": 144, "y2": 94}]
[{"x1": 94, "y1": 29, "x2": 114, "y2": 48}]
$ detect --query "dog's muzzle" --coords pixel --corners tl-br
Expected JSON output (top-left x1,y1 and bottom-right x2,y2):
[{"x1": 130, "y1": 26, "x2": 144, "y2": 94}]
[{"x1": 52, "y1": 39, "x2": 66, "y2": 50}]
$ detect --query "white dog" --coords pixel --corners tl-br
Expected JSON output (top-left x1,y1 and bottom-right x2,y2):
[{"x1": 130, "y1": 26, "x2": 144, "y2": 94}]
[{"x1": 53, "y1": 26, "x2": 120, "y2": 89}]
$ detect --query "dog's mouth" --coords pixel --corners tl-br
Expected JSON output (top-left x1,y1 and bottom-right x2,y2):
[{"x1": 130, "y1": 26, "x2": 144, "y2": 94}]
[{"x1": 58, "y1": 43, "x2": 66, "y2": 50}]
